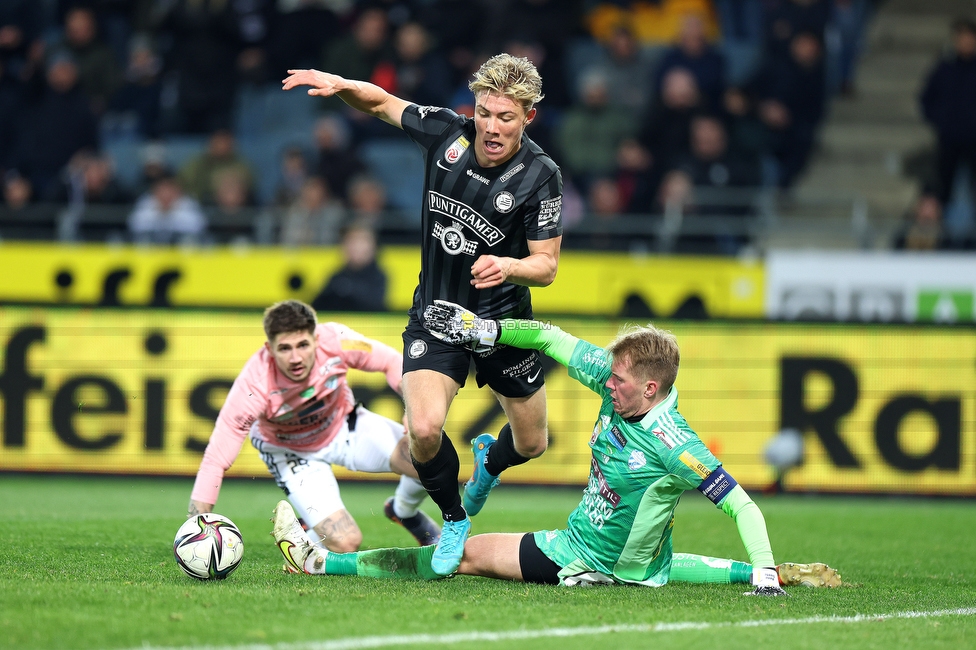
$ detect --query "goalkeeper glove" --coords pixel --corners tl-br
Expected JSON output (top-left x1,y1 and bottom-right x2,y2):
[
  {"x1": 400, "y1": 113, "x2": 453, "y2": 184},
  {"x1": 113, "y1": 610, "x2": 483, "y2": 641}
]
[
  {"x1": 744, "y1": 567, "x2": 789, "y2": 597},
  {"x1": 422, "y1": 300, "x2": 499, "y2": 352}
]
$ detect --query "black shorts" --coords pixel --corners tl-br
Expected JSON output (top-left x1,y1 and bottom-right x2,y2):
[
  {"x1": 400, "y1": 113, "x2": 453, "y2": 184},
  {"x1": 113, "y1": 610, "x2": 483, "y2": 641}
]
[
  {"x1": 402, "y1": 314, "x2": 544, "y2": 399},
  {"x1": 519, "y1": 533, "x2": 561, "y2": 585}
]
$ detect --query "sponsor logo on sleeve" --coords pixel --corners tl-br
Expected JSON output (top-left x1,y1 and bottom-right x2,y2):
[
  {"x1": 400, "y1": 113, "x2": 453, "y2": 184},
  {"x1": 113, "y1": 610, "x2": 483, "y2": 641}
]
[
  {"x1": 499, "y1": 163, "x2": 525, "y2": 183},
  {"x1": 407, "y1": 339, "x2": 427, "y2": 359},
  {"x1": 538, "y1": 196, "x2": 562, "y2": 228},
  {"x1": 679, "y1": 450, "x2": 712, "y2": 480},
  {"x1": 444, "y1": 136, "x2": 469, "y2": 164},
  {"x1": 652, "y1": 428, "x2": 675, "y2": 449},
  {"x1": 493, "y1": 191, "x2": 515, "y2": 213},
  {"x1": 416, "y1": 106, "x2": 441, "y2": 119}
]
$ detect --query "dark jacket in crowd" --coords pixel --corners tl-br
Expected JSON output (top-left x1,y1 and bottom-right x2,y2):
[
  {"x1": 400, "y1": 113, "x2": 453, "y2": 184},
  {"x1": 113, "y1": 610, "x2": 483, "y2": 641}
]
[{"x1": 921, "y1": 55, "x2": 976, "y2": 143}]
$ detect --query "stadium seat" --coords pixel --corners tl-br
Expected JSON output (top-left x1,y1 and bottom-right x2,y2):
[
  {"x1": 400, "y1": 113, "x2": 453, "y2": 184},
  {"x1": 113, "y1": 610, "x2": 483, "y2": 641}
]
[{"x1": 359, "y1": 138, "x2": 424, "y2": 216}]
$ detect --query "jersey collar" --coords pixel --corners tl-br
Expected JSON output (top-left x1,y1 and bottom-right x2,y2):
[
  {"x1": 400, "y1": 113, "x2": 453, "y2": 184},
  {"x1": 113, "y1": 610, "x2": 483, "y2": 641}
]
[{"x1": 634, "y1": 386, "x2": 678, "y2": 430}]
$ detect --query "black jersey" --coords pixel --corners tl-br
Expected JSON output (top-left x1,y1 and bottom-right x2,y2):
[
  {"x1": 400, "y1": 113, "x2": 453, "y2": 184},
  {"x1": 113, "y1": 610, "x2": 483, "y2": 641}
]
[{"x1": 401, "y1": 103, "x2": 563, "y2": 320}]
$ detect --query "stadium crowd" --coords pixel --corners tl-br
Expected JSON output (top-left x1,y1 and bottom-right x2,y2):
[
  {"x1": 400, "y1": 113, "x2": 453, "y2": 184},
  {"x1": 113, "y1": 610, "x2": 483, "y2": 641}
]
[{"x1": 0, "y1": 0, "x2": 932, "y2": 255}]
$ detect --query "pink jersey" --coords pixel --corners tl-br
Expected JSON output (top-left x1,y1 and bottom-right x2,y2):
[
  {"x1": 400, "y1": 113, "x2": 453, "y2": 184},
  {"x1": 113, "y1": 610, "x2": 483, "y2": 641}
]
[{"x1": 191, "y1": 322, "x2": 402, "y2": 506}]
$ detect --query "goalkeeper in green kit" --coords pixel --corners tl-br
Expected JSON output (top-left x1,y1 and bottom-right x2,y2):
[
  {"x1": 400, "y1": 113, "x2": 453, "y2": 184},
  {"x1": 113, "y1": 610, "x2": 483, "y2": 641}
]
[{"x1": 273, "y1": 302, "x2": 840, "y2": 594}]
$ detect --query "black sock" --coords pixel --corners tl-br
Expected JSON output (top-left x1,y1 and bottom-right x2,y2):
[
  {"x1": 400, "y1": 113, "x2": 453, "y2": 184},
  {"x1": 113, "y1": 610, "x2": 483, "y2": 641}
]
[
  {"x1": 484, "y1": 423, "x2": 530, "y2": 477},
  {"x1": 411, "y1": 431, "x2": 466, "y2": 522}
]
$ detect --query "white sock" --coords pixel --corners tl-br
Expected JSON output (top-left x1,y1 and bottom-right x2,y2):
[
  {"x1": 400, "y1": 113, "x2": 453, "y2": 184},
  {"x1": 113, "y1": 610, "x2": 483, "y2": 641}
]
[{"x1": 392, "y1": 475, "x2": 427, "y2": 519}]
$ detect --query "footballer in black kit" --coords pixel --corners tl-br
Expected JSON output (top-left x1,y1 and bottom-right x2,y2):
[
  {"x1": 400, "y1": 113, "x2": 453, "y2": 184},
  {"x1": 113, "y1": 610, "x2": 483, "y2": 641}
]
[
  {"x1": 399, "y1": 103, "x2": 563, "y2": 395},
  {"x1": 281, "y1": 53, "x2": 563, "y2": 575}
]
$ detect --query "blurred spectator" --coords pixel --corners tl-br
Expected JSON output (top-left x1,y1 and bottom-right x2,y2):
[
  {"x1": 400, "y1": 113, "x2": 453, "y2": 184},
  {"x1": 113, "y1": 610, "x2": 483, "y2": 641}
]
[
  {"x1": 321, "y1": 8, "x2": 392, "y2": 101},
  {"x1": 45, "y1": 150, "x2": 132, "y2": 204},
  {"x1": 920, "y1": 18, "x2": 976, "y2": 206},
  {"x1": 230, "y1": 0, "x2": 275, "y2": 85},
  {"x1": 59, "y1": 5, "x2": 122, "y2": 115},
  {"x1": 133, "y1": 140, "x2": 171, "y2": 196},
  {"x1": 311, "y1": 224, "x2": 388, "y2": 312},
  {"x1": 14, "y1": 49, "x2": 99, "y2": 199},
  {"x1": 360, "y1": 0, "x2": 422, "y2": 28},
  {"x1": 2, "y1": 169, "x2": 31, "y2": 210},
  {"x1": 556, "y1": 68, "x2": 638, "y2": 190},
  {"x1": 177, "y1": 128, "x2": 256, "y2": 205},
  {"x1": 419, "y1": 0, "x2": 486, "y2": 89},
  {"x1": 266, "y1": 0, "x2": 341, "y2": 75},
  {"x1": 585, "y1": 176, "x2": 627, "y2": 251},
  {"x1": 0, "y1": 59, "x2": 25, "y2": 173},
  {"x1": 0, "y1": 0, "x2": 45, "y2": 84},
  {"x1": 313, "y1": 115, "x2": 365, "y2": 201},
  {"x1": 654, "y1": 168, "x2": 694, "y2": 214},
  {"x1": 207, "y1": 168, "x2": 252, "y2": 243},
  {"x1": 107, "y1": 33, "x2": 163, "y2": 138},
  {"x1": 581, "y1": 22, "x2": 661, "y2": 114},
  {"x1": 830, "y1": 0, "x2": 872, "y2": 96},
  {"x1": 893, "y1": 192, "x2": 952, "y2": 251},
  {"x1": 753, "y1": 31, "x2": 826, "y2": 188},
  {"x1": 128, "y1": 172, "x2": 207, "y2": 245},
  {"x1": 274, "y1": 146, "x2": 312, "y2": 207},
  {"x1": 614, "y1": 137, "x2": 656, "y2": 213},
  {"x1": 346, "y1": 174, "x2": 387, "y2": 230},
  {"x1": 155, "y1": 0, "x2": 242, "y2": 133},
  {"x1": 486, "y1": 0, "x2": 582, "y2": 110},
  {"x1": 280, "y1": 176, "x2": 346, "y2": 246},
  {"x1": 714, "y1": 0, "x2": 764, "y2": 85},
  {"x1": 673, "y1": 114, "x2": 761, "y2": 193},
  {"x1": 763, "y1": 0, "x2": 830, "y2": 60},
  {"x1": 388, "y1": 21, "x2": 452, "y2": 107},
  {"x1": 635, "y1": 67, "x2": 705, "y2": 197},
  {"x1": 653, "y1": 14, "x2": 726, "y2": 108}
]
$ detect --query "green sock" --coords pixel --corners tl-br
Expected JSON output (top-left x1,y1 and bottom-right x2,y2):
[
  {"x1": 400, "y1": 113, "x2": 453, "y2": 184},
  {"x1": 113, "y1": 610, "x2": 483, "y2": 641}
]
[
  {"x1": 324, "y1": 551, "x2": 358, "y2": 575},
  {"x1": 326, "y1": 545, "x2": 441, "y2": 580},
  {"x1": 669, "y1": 553, "x2": 753, "y2": 584}
]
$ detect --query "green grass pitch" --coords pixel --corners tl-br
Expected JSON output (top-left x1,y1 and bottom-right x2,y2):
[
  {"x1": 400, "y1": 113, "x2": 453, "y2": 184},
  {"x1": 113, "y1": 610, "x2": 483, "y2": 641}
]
[{"x1": 1, "y1": 474, "x2": 973, "y2": 649}]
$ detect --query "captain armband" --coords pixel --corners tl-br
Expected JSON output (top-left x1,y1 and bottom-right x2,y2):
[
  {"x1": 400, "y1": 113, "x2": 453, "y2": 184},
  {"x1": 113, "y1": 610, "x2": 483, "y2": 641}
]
[{"x1": 696, "y1": 466, "x2": 739, "y2": 505}]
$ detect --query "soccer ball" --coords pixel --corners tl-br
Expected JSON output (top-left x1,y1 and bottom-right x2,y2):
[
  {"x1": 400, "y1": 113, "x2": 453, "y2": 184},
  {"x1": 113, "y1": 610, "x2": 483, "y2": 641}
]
[{"x1": 173, "y1": 513, "x2": 245, "y2": 580}]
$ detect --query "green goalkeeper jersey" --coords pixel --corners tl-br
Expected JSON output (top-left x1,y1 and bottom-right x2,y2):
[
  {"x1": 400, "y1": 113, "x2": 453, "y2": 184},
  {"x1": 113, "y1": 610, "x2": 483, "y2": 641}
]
[{"x1": 499, "y1": 322, "x2": 728, "y2": 586}]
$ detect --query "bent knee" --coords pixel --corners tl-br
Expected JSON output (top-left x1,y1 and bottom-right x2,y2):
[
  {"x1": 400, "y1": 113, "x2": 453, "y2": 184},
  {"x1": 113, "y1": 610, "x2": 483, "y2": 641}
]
[{"x1": 515, "y1": 436, "x2": 548, "y2": 459}]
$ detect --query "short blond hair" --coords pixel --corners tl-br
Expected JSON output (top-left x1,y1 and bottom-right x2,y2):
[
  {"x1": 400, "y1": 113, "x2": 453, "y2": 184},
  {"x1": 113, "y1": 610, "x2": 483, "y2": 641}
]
[
  {"x1": 468, "y1": 53, "x2": 544, "y2": 113},
  {"x1": 607, "y1": 324, "x2": 680, "y2": 392}
]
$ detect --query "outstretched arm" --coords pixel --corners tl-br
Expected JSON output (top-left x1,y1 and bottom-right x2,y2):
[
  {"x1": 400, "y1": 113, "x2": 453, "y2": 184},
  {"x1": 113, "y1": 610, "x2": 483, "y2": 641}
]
[{"x1": 281, "y1": 69, "x2": 411, "y2": 128}]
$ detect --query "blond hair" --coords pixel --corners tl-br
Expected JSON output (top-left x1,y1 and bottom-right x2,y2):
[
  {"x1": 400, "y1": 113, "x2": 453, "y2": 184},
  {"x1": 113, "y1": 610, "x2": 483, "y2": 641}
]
[
  {"x1": 607, "y1": 324, "x2": 680, "y2": 393},
  {"x1": 468, "y1": 53, "x2": 544, "y2": 113}
]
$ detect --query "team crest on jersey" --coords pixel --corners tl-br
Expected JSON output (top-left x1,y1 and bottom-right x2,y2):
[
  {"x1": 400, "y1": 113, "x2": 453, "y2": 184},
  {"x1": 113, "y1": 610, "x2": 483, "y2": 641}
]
[
  {"x1": 432, "y1": 222, "x2": 477, "y2": 256},
  {"x1": 628, "y1": 450, "x2": 647, "y2": 470},
  {"x1": 444, "y1": 136, "x2": 469, "y2": 164},
  {"x1": 493, "y1": 191, "x2": 515, "y2": 213},
  {"x1": 407, "y1": 339, "x2": 427, "y2": 359}
]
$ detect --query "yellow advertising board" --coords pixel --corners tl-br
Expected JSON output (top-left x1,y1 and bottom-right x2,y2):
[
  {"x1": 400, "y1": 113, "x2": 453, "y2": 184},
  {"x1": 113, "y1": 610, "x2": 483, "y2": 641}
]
[
  {"x1": 0, "y1": 242, "x2": 763, "y2": 318},
  {"x1": 1, "y1": 307, "x2": 973, "y2": 495}
]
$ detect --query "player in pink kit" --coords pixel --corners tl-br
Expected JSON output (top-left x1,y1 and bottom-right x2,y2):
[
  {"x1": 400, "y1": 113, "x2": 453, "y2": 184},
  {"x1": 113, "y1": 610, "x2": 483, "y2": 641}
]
[{"x1": 188, "y1": 300, "x2": 440, "y2": 552}]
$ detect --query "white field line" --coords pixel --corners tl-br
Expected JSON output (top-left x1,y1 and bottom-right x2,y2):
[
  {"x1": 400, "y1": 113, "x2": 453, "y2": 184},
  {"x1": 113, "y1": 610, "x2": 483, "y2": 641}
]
[{"x1": 138, "y1": 607, "x2": 976, "y2": 650}]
